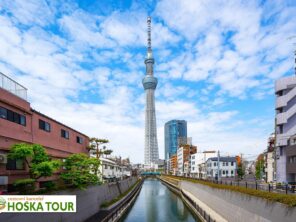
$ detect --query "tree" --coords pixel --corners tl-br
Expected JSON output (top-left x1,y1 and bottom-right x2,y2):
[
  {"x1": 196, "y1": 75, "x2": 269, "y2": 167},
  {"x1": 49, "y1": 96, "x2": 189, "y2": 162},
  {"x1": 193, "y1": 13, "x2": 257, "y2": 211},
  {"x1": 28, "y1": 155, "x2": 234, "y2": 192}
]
[
  {"x1": 255, "y1": 154, "x2": 265, "y2": 180},
  {"x1": 88, "y1": 138, "x2": 112, "y2": 159},
  {"x1": 8, "y1": 143, "x2": 61, "y2": 180},
  {"x1": 60, "y1": 153, "x2": 101, "y2": 189},
  {"x1": 237, "y1": 162, "x2": 244, "y2": 180},
  {"x1": 8, "y1": 143, "x2": 61, "y2": 194}
]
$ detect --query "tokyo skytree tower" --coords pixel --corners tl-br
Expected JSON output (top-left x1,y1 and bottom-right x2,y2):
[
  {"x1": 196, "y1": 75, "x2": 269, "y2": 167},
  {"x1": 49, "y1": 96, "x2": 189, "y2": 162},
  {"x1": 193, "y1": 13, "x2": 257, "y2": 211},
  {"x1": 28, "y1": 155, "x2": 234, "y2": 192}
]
[{"x1": 142, "y1": 17, "x2": 159, "y2": 166}]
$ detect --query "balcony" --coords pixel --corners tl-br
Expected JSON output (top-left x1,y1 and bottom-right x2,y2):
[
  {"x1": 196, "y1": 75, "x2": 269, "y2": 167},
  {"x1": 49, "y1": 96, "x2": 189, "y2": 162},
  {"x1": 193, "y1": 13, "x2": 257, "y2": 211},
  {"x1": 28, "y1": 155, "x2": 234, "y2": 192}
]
[
  {"x1": 276, "y1": 104, "x2": 296, "y2": 125},
  {"x1": 0, "y1": 72, "x2": 27, "y2": 101}
]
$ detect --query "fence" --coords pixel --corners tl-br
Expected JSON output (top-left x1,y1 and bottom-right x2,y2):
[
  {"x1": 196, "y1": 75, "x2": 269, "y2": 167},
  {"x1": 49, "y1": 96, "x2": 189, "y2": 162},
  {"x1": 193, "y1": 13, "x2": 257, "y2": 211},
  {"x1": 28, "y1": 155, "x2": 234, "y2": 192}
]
[
  {"x1": 101, "y1": 179, "x2": 143, "y2": 222},
  {"x1": 181, "y1": 189, "x2": 215, "y2": 222},
  {"x1": 0, "y1": 72, "x2": 27, "y2": 100},
  {"x1": 170, "y1": 175, "x2": 296, "y2": 194}
]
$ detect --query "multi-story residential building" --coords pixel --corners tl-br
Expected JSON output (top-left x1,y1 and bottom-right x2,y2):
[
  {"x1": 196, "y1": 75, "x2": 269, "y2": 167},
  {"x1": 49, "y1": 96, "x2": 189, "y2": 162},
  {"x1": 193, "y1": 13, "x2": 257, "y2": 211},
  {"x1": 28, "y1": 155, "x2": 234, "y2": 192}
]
[
  {"x1": 264, "y1": 134, "x2": 276, "y2": 183},
  {"x1": 206, "y1": 157, "x2": 237, "y2": 179},
  {"x1": 0, "y1": 72, "x2": 89, "y2": 192},
  {"x1": 275, "y1": 68, "x2": 296, "y2": 183},
  {"x1": 177, "y1": 144, "x2": 197, "y2": 176},
  {"x1": 89, "y1": 153, "x2": 132, "y2": 183},
  {"x1": 164, "y1": 120, "x2": 187, "y2": 161},
  {"x1": 190, "y1": 151, "x2": 216, "y2": 178},
  {"x1": 170, "y1": 154, "x2": 177, "y2": 175}
]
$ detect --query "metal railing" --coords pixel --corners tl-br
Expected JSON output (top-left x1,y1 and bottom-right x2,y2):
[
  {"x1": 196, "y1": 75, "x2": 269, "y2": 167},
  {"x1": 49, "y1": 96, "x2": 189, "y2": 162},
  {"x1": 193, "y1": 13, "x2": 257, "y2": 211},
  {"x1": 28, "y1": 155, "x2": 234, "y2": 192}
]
[
  {"x1": 171, "y1": 175, "x2": 296, "y2": 194},
  {"x1": 101, "y1": 179, "x2": 143, "y2": 222},
  {"x1": 181, "y1": 190, "x2": 215, "y2": 222},
  {"x1": 0, "y1": 72, "x2": 27, "y2": 100}
]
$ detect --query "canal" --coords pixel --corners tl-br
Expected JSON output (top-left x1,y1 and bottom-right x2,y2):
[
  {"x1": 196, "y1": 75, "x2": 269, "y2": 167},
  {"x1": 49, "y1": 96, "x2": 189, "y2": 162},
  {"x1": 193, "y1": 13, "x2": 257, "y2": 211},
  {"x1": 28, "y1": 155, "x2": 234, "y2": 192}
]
[{"x1": 120, "y1": 178, "x2": 199, "y2": 222}]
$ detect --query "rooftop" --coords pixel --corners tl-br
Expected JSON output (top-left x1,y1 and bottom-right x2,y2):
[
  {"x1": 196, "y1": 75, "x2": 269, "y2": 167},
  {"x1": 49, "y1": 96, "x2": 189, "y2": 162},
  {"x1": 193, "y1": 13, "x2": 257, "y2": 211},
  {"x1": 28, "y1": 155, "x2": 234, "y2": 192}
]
[
  {"x1": 0, "y1": 72, "x2": 27, "y2": 101},
  {"x1": 207, "y1": 157, "x2": 237, "y2": 162}
]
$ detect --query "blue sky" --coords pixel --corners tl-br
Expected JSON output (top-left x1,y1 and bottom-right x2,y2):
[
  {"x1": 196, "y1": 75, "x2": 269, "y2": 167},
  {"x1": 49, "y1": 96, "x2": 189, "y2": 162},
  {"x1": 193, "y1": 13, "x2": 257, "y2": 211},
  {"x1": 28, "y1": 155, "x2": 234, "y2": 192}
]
[{"x1": 0, "y1": 0, "x2": 296, "y2": 162}]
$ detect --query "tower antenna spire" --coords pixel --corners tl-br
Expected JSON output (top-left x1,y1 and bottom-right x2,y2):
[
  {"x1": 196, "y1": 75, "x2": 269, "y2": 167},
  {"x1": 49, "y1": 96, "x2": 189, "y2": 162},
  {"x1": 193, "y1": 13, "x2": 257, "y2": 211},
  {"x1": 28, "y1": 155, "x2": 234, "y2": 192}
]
[{"x1": 147, "y1": 16, "x2": 152, "y2": 52}]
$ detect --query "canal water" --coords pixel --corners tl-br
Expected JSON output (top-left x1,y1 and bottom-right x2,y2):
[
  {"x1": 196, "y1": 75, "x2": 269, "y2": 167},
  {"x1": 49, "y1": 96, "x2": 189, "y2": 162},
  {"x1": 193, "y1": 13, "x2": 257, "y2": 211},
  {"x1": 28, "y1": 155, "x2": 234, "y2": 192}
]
[{"x1": 120, "y1": 178, "x2": 199, "y2": 222}]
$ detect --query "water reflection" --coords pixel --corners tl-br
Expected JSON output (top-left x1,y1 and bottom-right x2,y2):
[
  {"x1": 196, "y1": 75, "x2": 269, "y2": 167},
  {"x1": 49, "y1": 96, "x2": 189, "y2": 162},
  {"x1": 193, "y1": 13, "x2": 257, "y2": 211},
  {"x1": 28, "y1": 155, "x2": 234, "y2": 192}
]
[{"x1": 121, "y1": 178, "x2": 198, "y2": 222}]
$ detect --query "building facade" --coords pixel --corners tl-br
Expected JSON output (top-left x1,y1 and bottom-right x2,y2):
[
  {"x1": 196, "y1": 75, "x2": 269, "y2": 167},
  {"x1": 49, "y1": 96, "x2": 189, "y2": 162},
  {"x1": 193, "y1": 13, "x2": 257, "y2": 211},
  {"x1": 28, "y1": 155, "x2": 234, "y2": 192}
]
[
  {"x1": 143, "y1": 17, "x2": 159, "y2": 166},
  {"x1": 264, "y1": 134, "x2": 276, "y2": 183},
  {"x1": 164, "y1": 120, "x2": 187, "y2": 160},
  {"x1": 169, "y1": 154, "x2": 178, "y2": 175},
  {"x1": 275, "y1": 72, "x2": 296, "y2": 183},
  {"x1": 190, "y1": 151, "x2": 216, "y2": 178},
  {"x1": 206, "y1": 157, "x2": 237, "y2": 179},
  {"x1": 0, "y1": 72, "x2": 89, "y2": 192},
  {"x1": 177, "y1": 144, "x2": 197, "y2": 176}
]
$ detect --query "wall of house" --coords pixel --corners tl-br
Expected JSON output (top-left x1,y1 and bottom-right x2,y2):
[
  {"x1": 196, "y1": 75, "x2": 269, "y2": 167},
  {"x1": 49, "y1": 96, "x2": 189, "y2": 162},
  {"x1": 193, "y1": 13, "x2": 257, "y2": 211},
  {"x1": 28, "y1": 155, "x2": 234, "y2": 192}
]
[
  {"x1": 0, "y1": 87, "x2": 89, "y2": 187},
  {"x1": 0, "y1": 177, "x2": 138, "y2": 222}
]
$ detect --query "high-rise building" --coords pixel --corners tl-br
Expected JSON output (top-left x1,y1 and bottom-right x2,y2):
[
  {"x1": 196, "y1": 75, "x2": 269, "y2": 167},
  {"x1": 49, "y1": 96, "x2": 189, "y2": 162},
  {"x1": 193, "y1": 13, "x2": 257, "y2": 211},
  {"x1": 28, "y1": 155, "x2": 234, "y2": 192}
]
[
  {"x1": 164, "y1": 120, "x2": 187, "y2": 160},
  {"x1": 142, "y1": 17, "x2": 159, "y2": 166},
  {"x1": 275, "y1": 51, "x2": 296, "y2": 183}
]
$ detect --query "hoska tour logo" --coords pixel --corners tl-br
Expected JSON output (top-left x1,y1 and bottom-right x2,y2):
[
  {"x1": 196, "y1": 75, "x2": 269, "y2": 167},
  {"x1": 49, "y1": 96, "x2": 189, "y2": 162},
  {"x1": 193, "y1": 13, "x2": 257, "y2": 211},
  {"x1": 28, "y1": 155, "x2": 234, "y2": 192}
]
[
  {"x1": 0, "y1": 197, "x2": 6, "y2": 211},
  {"x1": 0, "y1": 195, "x2": 76, "y2": 213}
]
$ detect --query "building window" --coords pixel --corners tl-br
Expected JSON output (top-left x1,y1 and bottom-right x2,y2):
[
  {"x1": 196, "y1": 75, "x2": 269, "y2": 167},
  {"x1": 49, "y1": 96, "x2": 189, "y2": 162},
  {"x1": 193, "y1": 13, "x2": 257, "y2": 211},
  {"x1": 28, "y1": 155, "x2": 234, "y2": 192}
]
[
  {"x1": 0, "y1": 106, "x2": 26, "y2": 126},
  {"x1": 226, "y1": 162, "x2": 228, "y2": 166},
  {"x1": 104, "y1": 165, "x2": 107, "y2": 169},
  {"x1": 231, "y1": 162, "x2": 234, "y2": 166},
  {"x1": 231, "y1": 170, "x2": 234, "y2": 175},
  {"x1": 223, "y1": 162, "x2": 225, "y2": 166},
  {"x1": 6, "y1": 159, "x2": 24, "y2": 170},
  {"x1": 61, "y1": 129, "x2": 69, "y2": 139},
  {"x1": 76, "y1": 136, "x2": 83, "y2": 144},
  {"x1": 280, "y1": 147, "x2": 283, "y2": 156},
  {"x1": 39, "y1": 119, "x2": 51, "y2": 132},
  {"x1": 214, "y1": 162, "x2": 216, "y2": 166},
  {"x1": 0, "y1": 107, "x2": 7, "y2": 119},
  {"x1": 289, "y1": 156, "x2": 296, "y2": 163},
  {"x1": 222, "y1": 170, "x2": 225, "y2": 175}
]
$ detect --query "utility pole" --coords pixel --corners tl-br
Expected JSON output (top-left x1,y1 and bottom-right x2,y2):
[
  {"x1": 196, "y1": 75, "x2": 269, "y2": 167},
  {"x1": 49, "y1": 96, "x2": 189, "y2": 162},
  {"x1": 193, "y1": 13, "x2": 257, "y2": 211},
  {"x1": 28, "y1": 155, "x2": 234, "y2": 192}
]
[{"x1": 217, "y1": 150, "x2": 220, "y2": 181}]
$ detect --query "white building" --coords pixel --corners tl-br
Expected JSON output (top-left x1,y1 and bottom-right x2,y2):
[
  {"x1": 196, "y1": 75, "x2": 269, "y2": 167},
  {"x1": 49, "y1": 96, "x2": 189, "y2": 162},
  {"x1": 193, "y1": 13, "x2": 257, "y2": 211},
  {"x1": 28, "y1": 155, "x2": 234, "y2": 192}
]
[
  {"x1": 177, "y1": 147, "x2": 185, "y2": 176},
  {"x1": 190, "y1": 151, "x2": 217, "y2": 179},
  {"x1": 206, "y1": 157, "x2": 237, "y2": 179},
  {"x1": 89, "y1": 151, "x2": 131, "y2": 182},
  {"x1": 275, "y1": 70, "x2": 296, "y2": 183}
]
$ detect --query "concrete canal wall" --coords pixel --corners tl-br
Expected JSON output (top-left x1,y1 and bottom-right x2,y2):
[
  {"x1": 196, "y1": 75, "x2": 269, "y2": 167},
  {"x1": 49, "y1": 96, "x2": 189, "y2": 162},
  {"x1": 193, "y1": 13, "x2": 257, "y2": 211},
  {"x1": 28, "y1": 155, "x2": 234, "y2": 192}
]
[
  {"x1": 160, "y1": 177, "x2": 296, "y2": 222},
  {"x1": 180, "y1": 180, "x2": 296, "y2": 222},
  {"x1": 0, "y1": 177, "x2": 138, "y2": 222}
]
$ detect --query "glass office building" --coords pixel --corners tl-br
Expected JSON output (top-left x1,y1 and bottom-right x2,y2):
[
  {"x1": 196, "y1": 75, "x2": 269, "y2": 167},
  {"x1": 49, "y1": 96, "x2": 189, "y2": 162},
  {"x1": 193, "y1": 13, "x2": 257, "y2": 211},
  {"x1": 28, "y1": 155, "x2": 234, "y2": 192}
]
[{"x1": 164, "y1": 120, "x2": 187, "y2": 160}]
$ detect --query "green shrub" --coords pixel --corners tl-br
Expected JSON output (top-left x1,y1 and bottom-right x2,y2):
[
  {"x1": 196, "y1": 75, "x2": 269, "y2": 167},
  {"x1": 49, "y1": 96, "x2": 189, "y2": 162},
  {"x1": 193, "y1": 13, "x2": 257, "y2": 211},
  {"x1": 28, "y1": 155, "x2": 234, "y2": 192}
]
[
  {"x1": 42, "y1": 181, "x2": 56, "y2": 191},
  {"x1": 14, "y1": 179, "x2": 36, "y2": 194}
]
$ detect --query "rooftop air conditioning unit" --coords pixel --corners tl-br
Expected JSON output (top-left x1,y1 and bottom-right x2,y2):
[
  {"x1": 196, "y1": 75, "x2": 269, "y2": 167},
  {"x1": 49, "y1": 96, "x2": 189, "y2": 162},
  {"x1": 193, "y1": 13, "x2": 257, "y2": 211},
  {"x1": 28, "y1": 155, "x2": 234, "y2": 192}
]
[{"x1": 0, "y1": 154, "x2": 7, "y2": 164}]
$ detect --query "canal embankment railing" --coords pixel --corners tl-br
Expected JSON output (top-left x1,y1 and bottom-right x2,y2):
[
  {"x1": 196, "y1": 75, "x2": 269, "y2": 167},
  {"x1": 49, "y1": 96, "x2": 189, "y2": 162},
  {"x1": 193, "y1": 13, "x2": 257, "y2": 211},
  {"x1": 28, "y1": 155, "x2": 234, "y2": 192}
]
[
  {"x1": 160, "y1": 176, "x2": 296, "y2": 222},
  {"x1": 174, "y1": 175, "x2": 296, "y2": 194},
  {"x1": 86, "y1": 178, "x2": 144, "y2": 222}
]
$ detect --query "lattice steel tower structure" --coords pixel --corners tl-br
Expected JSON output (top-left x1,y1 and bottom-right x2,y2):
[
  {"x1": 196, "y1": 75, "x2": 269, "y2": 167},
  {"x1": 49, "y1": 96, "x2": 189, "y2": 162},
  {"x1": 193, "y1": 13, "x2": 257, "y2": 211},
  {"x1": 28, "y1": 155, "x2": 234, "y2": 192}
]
[{"x1": 143, "y1": 17, "x2": 159, "y2": 166}]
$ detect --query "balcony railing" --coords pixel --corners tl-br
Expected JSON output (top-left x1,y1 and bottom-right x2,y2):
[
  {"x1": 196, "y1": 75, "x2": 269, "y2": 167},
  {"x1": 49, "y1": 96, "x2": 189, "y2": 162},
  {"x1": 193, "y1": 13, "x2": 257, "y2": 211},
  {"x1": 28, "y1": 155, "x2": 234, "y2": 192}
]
[{"x1": 0, "y1": 72, "x2": 27, "y2": 101}]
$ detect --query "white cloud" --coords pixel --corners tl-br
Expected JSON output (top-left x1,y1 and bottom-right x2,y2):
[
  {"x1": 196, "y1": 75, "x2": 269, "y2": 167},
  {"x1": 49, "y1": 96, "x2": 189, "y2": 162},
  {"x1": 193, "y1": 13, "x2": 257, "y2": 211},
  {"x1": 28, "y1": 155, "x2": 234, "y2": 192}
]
[{"x1": 0, "y1": 0, "x2": 293, "y2": 163}]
